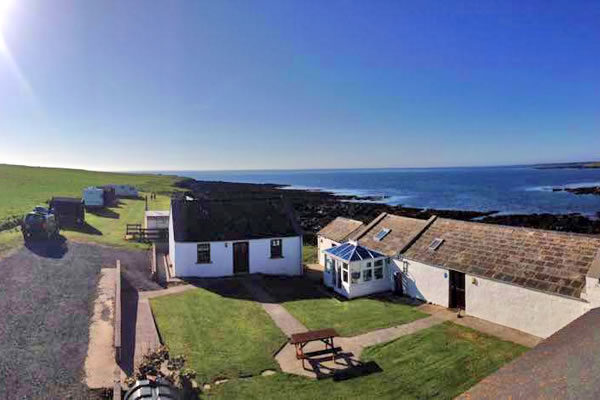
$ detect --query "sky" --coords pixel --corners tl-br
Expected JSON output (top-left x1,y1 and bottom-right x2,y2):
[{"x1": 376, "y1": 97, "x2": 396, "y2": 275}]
[{"x1": 0, "y1": 0, "x2": 599, "y2": 171}]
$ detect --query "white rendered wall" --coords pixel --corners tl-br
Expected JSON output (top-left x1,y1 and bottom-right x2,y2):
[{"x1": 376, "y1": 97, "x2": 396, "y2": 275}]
[
  {"x1": 168, "y1": 212, "x2": 176, "y2": 267},
  {"x1": 318, "y1": 236, "x2": 340, "y2": 266},
  {"x1": 172, "y1": 236, "x2": 302, "y2": 278},
  {"x1": 248, "y1": 237, "x2": 303, "y2": 276},
  {"x1": 465, "y1": 274, "x2": 590, "y2": 338},
  {"x1": 145, "y1": 216, "x2": 169, "y2": 230},
  {"x1": 397, "y1": 259, "x2": 450, "y2": 307}
]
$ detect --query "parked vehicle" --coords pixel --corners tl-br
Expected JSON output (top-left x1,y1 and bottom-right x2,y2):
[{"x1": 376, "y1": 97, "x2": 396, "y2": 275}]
[
  {"x1": 49, "y1": 197, "x2": 85, "y2": 226},
  {"x1": 104, "y1": 184, "x2": 139, "y2": 198},
  {"x1": 83, "y1": 187, "x2": 104, "y2": 209},
  {"x1": 22, "y1": 210, "x2": 59, "y2": 241}
]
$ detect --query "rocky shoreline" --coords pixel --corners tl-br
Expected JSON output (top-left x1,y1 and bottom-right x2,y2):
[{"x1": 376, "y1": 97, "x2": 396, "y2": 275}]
[
  {"x1": 552, "y1": 186, "x2": 600, "y2": 196},
  {"x1": 176, "y1": 178, "x2": 600, "y2": 240}
]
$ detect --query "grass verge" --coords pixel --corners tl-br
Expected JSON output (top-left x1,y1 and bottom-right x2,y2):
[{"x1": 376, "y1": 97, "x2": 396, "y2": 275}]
[
  {"x1": 150, "y1": 282, "x2": 287, "y2": 383},
  {"x1": 302, "y1": 244, "x2": 317, "y2": 264}
]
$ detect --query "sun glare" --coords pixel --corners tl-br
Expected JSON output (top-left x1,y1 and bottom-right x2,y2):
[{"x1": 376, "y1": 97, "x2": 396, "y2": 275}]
[{"x1": 0, "y1": 0, "x2": 14, "y2": 28}]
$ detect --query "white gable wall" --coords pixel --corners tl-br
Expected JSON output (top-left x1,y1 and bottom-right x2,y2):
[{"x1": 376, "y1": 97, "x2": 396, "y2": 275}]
[
  {"x1": 318, "y1": 236, "x2": 339, "y2": 266},
  {"x1": 396, "y1": 259, "x2": 450, "y2": 307},
  {"x1": 172, "y1": 236, "x2": 302, "y2": 278},
  {"x1": 465, "y1": 274, "x2": 589, "y2": 338},
  {"x1": 168, "y1": 210, "x2": 176, "y2": 267}
]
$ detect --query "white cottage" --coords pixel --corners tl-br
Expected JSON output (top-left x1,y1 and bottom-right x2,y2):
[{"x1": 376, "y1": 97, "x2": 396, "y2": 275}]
[
  {"x1": 329, "y1": 211, "x2": 600, "y2": 339},
  {"x1": 168, "y1": 197, "x2": 303, "y2": 278}
]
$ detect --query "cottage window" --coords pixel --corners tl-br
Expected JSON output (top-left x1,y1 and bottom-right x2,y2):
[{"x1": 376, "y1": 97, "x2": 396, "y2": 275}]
[
  {"x1": 270, "y1": 239, "x2": 283, "y2": 258},
  {"x1": 342, "y1": 263, "x2": 349, "y2": 283},
  {"x1": 351, "y1": 271, "x2": 360, "y2": 284},
  {"x1": 363, "y1": 268, "x2": 372, "y2": 282},
  {"x1": 197, "y1": 243, "x2": 211, "y2": 264},
  {"x1": 374, "y1": 266, "x2": 383, "y2": 280},
  {"x1": 374, "y1": 259, "x2": 383, "y2": 267}
]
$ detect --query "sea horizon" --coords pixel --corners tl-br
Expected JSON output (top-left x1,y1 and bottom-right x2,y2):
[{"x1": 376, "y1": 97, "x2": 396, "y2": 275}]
[{"x1": 142, "y1": 165, "x2": 600, "y2": 217}]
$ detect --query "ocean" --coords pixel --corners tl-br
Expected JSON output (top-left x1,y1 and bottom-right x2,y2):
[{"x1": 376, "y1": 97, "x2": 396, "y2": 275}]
[{"x1": 155, "y1": 167, "x2": 600, "y2": 216}]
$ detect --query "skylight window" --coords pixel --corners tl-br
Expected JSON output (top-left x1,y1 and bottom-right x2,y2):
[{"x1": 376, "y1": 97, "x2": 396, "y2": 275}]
[
  {"x1": 428, "y1": 238, "x2": 444, "y2": 251},
  {"x1": 374, "y1": 228, "x2": 391, "y2": 241}
]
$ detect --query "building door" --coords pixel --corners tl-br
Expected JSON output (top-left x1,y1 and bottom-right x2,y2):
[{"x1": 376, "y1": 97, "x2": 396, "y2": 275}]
[
  {"x1": 449, "y1": 270, "x2": 466, "y2": 310},
  {"x1": 233, "y1": 242, "x2": 249, "y2": 274},
  {"x1": 394, "y1": 272, "x2": 403, "y2": 296},
  {"x1": 336, "y1": 263, "x2": 342, "y2": 289}
]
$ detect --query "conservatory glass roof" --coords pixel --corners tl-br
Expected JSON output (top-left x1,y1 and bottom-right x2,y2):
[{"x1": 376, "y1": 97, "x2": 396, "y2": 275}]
[{"x1": 324, "y1": 241, "x2": 386, "y2": 262}]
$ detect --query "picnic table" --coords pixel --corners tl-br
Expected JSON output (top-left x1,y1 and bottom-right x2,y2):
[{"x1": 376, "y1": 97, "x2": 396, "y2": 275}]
[{"x1": 290, "y1": 328, "x2": 339, "y2": 369}]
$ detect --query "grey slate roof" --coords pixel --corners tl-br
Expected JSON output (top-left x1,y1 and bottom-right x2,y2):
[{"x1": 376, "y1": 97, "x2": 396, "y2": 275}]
[
  {"x1": 354, "y1": 213, "x2": 430, "y2": 257},
  {"x1": 171, "y1": 197, "x2": 302, "y2": 242},
  {"x1": 403, "y1": 217, "x2": 600, "y2": 299},
  {"x1": 317, "y1": 217, "x2": 364, "y2": 242}
]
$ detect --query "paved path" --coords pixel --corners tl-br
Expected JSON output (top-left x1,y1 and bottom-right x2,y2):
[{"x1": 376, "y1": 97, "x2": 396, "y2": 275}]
[
  {"x1": 240, "y1": 278, "x2": 541, "y2": 379},
  {"x1": 85, "y1": 268, "x2": 118, "y2": 389},
  {"x1": 139, "y1": 284, "x2": 196, "y2": 299},
  {"x1": 133, "y1": 298, "x2": 162, "y2": 367},
  {"x1": 241, "y1": 278, "x2": 308, "y2": 337}
]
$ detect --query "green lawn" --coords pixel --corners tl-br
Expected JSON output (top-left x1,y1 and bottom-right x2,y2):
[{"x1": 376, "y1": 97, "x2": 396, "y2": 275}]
[
  {"x1": 302, "y1": 244, "x2": 318, "y2": 264},
  {"x1": 208, "y1": 322, "x2": 529, "y2": 400},
  {"x1": 261, "y1": 279, "x2": 428, "y2": 337},
  {"x1": 285, "y1": 297, "x2": 428, "y2": 336},
  {"x1": 0, "y1": 163, "x2": 181, "y2": 221},
  {"x1": 150, "y1": 283, "x2": 288, "y2": 383},
  {"x1": 61, "y1": 193, "x2": 171, "y2": 249}
]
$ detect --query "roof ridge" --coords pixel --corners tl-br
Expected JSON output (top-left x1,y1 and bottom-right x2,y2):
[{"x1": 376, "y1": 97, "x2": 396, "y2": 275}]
[
  {"x1": 352, "y1": 212, "x2": 388, "y2": 241},
  {"x1": 397, "y1": 215, "x2": 438, "y2": 257}
]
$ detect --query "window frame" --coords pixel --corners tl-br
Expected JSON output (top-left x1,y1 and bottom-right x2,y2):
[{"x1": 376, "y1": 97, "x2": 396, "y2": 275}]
[
  {"x1": 196, "y1": 243, "x2": 211, "y2": 264},
  {"x1": 270, "y1": 238, "x2": 283, "y2": 258}
]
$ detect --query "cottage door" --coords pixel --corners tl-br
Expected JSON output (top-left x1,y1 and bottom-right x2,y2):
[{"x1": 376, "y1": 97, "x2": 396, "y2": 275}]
[
  {"x1": 394, "y1": 272, "x2": 403, "y2": 296},
  {"x1": 449, "y1": 270, "x2": 466, "y2": 310},
  {"x1": 233, "y1": 242, "x2": 250, "y2": 274}
]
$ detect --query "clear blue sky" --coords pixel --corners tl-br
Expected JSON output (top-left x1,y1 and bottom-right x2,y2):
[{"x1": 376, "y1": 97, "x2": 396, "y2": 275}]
[{"x1": 0, "y1": 0, "x2": 598, "y2": 171}]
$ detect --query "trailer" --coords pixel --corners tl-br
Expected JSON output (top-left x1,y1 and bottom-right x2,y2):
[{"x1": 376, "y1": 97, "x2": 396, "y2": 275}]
[
  {"x1": 49, "y1": 197, "x2": 85, "y2": 226},
  {"x1": 83, "y1": 187, "x2": 104, "y2": 209},
  {"x1": 104, "y1": 184, "x2": 139, "y2": 198}
]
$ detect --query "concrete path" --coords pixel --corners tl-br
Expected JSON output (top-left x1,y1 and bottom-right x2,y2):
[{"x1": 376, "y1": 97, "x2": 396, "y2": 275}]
[
  {"x1": 85, "y1": 268, "x2": 118, "y2": 389},
  {"x1": 241, "y1": 278, "x2": 308, "y2": 337},
  {"x1": 133, "y1": 298, "x2": 162, "y2": 368},
  {"x1": 139, "y1": 284, "x2": 196, "y2": 300}
]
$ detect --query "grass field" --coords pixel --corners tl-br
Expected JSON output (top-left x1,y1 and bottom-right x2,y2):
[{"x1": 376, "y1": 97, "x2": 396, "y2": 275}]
[
  {"x1": 150, "y1": 282, "x2": 287, "y2": 383},
  {"x1": 208, "y1": 322, "x2": 528, "y2": 400},
  {"x1": 0, "y1": 164, "x2": 181, "y2": 221}
]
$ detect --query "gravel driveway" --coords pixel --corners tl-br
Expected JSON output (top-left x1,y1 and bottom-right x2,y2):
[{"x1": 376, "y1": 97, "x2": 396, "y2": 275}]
[{"x1": 0, "y1": 239, "x2": 159, "y2": 399}]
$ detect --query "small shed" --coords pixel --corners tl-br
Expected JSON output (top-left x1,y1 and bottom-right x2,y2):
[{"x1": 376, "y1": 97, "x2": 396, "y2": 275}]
[
  {"x1": 145, "y1": 210, "x2": 169, "y2": 229},
  {"x1": 323, "y1": 241, "x2": 389, "y2": 298}
]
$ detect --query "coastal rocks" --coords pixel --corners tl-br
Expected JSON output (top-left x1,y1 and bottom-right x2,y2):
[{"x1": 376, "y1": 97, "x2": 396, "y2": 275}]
[
  {"x1": 176, "y1": 178, "x2": 600, "y2": 238},
  {"x1": 553, "y1": 186, "x2": 600, "y2": 196}
]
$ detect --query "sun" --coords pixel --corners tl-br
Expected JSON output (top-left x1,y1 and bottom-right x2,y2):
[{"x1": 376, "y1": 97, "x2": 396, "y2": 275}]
[{"x1": 0, "y1": 0, "x2": 14, "y2": 29}]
